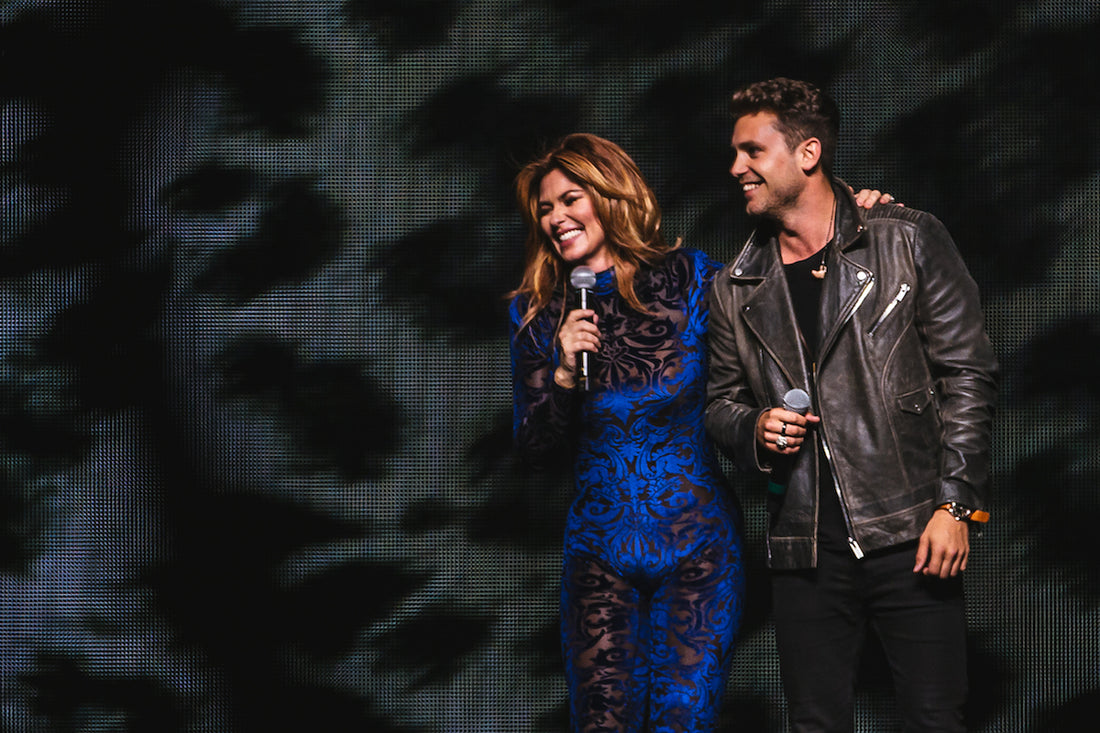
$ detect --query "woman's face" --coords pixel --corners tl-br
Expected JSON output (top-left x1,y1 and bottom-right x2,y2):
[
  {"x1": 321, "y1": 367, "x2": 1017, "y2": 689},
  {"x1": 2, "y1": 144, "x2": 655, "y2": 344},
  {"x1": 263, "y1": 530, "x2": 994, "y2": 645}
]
[{"x1": 537, "y1": 168, "x2": 611, "y2": 272}]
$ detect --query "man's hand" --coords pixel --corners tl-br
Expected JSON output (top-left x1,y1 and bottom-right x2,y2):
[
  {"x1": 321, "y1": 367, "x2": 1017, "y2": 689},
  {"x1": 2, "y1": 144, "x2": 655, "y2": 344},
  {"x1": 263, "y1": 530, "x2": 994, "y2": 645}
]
[
  {"x1": 755, "y1": 408, "x2": 819, "y2": 455},
  {"x1": 913, "y1": 509, "x2": 969, "y2": 578}
]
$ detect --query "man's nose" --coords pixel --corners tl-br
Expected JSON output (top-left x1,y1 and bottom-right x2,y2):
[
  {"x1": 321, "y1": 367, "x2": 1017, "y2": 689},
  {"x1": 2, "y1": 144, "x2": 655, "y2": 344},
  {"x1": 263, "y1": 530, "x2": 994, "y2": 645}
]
[{"x1": 729, "y1": 153, "x2": 745, "y2": 177}]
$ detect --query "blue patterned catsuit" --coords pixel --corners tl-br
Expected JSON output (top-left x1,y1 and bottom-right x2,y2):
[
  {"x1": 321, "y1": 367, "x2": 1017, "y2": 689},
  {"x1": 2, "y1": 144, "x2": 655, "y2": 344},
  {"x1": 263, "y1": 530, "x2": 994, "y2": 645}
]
[{"x1": 510, "y1": 248, "x2": 745, "y2": 732}]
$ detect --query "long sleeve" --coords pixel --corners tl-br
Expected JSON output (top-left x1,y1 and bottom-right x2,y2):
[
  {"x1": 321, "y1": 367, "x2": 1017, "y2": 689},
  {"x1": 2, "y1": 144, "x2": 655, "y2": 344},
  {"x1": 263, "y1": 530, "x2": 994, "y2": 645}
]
[
  {"x1": 509, "y1": 295, "x2": 579, "y2": 466},
  {"x1": 703, "y1": 270, "x2": 768, "y2": 474},
  {"x1": 907, "y1": 213, "x2": 999, "y2": 509}
]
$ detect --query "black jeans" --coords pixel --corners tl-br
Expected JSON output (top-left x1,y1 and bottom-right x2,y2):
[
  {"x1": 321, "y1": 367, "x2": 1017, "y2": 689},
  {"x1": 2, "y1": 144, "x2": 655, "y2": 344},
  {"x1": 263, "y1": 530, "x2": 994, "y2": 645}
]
[{"x1": 771, "y1": 541, "x2": 968, "y2": 732}]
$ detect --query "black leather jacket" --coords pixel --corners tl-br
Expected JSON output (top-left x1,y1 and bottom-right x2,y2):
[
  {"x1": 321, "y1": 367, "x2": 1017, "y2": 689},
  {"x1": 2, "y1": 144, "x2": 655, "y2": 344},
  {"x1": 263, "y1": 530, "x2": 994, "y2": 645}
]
[{"x1": 704, "y1": 180, "x2": 998, "y2": 570}]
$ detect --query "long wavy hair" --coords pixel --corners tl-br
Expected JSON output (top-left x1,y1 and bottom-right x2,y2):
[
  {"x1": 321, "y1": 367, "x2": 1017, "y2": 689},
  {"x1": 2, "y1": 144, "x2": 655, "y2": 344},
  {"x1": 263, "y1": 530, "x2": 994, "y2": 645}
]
[{"x1": 510, "y1": 133, "x2": 677, "y2": 332}]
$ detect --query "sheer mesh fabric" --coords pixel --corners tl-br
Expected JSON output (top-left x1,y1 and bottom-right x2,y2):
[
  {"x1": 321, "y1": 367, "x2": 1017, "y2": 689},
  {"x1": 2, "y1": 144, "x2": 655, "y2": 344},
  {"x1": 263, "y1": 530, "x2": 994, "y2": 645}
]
[
  {"x1": 510, "y1": 249, "x2": 745, "y2": 732},
  {"x1": 562, "y1": 541, "x2": 743, "y2": 732}
]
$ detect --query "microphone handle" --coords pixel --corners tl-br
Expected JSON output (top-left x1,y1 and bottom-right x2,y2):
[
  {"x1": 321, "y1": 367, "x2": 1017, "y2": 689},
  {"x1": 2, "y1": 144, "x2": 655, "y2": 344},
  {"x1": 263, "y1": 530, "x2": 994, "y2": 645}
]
[
  {"x1": 768, "y1": 389, "x2": 811, "y2": 495},
  {"x1": 577, "y1": 287, "x2": 591, "y2": 391}
]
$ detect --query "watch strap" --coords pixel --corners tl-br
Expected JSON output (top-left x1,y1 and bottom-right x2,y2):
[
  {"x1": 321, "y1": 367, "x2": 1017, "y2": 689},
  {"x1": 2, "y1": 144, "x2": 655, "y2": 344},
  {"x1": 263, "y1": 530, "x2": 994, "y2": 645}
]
[{"x1": 938, "y1": 501, "x2": 990, "y2": 523}]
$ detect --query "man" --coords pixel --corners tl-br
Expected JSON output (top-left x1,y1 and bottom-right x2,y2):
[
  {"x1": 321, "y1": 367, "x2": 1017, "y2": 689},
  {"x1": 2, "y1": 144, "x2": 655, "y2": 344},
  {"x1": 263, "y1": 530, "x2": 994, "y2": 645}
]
[{"x1": 704, "y1": 77, "x2": 998, "y2": 732}]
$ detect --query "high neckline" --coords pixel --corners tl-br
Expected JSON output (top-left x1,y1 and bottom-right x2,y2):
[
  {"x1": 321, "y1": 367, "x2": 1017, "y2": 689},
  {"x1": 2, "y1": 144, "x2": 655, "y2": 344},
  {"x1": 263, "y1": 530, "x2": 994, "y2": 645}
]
[{"x1": 592, "y1": 265, "x2": 617, "y2": 296}]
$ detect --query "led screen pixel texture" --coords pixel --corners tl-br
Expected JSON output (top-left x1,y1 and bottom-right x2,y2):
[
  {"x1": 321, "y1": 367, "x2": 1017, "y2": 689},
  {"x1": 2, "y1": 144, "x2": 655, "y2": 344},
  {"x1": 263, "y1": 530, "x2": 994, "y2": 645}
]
[{"x1": 1, "y1": 1, "x2": 1098, "y2": 731}]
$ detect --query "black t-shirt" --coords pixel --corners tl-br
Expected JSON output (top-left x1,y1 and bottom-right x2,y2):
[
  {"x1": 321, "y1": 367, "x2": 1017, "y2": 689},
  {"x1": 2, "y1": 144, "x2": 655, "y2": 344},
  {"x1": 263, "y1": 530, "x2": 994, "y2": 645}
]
[{"x1": 783, "y1": 250, "x2": 849, "y2": 552}]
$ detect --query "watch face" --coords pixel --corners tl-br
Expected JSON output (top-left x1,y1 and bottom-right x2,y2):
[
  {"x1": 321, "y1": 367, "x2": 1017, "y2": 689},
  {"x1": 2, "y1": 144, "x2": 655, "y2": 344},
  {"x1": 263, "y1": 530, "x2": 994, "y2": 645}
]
[{"x1": 941, "y1": 502, "x2": 970, "y2": 520}]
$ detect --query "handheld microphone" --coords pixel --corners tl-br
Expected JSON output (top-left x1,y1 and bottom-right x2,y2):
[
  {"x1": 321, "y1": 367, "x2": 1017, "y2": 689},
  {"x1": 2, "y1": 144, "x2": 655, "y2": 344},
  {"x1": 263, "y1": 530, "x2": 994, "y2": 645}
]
[
  {"x1": 767, "y1": 388, "x2": 812, "y2": 495},
  {"x1": 782, "y1": 388, "x2": 811, "y2": 416},
  {"x1": 568, "y1": 266, "x2": 597, "y2": 392}
]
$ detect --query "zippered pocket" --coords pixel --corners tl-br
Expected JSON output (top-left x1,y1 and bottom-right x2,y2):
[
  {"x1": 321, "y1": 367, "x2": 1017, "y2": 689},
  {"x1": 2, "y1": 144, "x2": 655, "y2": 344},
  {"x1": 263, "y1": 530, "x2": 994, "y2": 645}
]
[{"x1": 868, "y1": 283, "x2": 911, "y2": 336}]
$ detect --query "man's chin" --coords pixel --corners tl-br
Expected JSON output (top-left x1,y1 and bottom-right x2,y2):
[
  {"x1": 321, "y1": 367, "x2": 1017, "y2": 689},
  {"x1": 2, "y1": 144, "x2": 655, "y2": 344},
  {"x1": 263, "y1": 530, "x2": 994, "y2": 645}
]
[{"x1": 743, "y1": 202, "x2": 766, "y2": 218}]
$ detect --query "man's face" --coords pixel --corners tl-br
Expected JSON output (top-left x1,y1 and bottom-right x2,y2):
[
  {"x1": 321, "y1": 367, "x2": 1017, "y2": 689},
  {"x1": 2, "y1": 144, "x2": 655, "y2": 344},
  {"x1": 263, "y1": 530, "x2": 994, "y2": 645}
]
[{"x1": 729, "y1": 111, "x2": 808, "y2": 219}]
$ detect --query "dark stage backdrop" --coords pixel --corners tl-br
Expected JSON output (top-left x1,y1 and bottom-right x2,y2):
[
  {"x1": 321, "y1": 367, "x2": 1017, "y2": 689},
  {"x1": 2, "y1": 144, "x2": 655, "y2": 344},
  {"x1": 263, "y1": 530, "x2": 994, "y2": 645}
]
[{"x1": 1, "y1": 1, "x2": 1097, "y2": 731}]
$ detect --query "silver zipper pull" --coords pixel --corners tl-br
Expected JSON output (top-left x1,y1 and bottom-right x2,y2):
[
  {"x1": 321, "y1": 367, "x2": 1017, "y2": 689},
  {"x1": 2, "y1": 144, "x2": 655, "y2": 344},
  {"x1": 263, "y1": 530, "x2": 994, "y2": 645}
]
[{"x1": 869, "y1": 283, "x2": 911, "y2": 335}]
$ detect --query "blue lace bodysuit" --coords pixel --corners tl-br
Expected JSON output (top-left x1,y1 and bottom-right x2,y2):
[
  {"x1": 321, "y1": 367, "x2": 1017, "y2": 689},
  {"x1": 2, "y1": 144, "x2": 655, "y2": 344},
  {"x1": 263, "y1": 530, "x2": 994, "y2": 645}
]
[{"x1": 509, "y1": 248, "x2": 745, "y2": 733}]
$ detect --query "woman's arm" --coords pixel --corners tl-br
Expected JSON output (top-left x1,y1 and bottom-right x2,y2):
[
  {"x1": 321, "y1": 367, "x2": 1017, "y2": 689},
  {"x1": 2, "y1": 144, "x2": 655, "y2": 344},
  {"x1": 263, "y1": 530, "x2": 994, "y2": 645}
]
[{"x1": 509, "y1": 297, "x2": 581, "y2": 466}]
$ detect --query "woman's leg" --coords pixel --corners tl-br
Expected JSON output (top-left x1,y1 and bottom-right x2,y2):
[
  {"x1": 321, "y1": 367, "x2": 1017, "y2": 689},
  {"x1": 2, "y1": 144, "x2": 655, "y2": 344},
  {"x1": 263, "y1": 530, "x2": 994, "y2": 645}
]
[
  {"x1": 647, "y1": 540, "x2": 745, "y2": 733},
  {"x1": 561, "y1": 553, "x2": 647, "y2": 733}
]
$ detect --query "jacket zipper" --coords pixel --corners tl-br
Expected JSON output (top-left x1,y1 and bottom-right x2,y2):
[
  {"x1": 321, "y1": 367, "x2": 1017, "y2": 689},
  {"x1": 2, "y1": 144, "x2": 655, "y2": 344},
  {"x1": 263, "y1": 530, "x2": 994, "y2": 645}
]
[
  {"x1": 816, "y1": 420, "x2": 865, "y2": 559},
  {"x1": 814, "y1": 270, "x2": 874, "y2": 560},
  {"x1": 868, "y1": 283, "x2": 911, "y2": 336},
  {"x1": 815, "y1": 397, "x2": 867, "y2": 559},
  {"x1": 850, "y1": 274, "x2": 875, "y2": 320}
]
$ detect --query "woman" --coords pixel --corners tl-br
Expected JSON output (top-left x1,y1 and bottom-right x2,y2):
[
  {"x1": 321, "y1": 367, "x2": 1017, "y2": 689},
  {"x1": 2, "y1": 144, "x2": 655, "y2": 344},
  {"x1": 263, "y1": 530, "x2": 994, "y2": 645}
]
[
  {"x1": 508, "y1": 133, "x2": 882, "y2": 731},
  {"x1": 509, "y1": 133, "x2": 742, "y2": 732}
]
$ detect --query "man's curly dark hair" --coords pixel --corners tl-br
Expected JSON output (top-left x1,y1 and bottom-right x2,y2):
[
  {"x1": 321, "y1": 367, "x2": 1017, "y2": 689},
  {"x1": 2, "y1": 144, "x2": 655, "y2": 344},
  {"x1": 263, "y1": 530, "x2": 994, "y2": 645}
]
[{"x1": 729, "y1": 77, "x2": 840, "y2": 173}]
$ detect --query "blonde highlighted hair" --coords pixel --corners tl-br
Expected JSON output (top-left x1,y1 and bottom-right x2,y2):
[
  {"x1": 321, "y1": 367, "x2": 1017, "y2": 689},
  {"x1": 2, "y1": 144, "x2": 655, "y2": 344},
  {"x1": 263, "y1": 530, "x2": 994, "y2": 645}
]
[{"x1": 510, "y1": 133, "x2": 678, "y2": 331}]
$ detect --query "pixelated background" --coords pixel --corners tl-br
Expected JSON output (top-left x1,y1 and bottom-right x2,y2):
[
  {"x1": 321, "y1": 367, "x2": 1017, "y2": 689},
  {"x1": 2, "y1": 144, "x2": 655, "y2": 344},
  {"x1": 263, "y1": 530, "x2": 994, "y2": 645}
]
[{"x1": 1, "y1": 1, "x2": 1097, "y2": 730}]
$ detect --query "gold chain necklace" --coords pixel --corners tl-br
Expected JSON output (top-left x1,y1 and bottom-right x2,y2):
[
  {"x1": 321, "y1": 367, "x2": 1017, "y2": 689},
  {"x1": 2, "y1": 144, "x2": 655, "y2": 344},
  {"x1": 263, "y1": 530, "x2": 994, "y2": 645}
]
[{"x1": 811, "y1": 199, "x2": 837, "y2": 280}]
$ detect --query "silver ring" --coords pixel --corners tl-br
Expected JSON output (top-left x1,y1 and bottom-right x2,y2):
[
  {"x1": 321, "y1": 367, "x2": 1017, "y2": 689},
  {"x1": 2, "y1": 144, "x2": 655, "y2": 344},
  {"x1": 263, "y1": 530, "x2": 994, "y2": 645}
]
[
  {"x1": 776, "y1": 434, "x2": 789, "y2": 449},
  {"x1": 780, "y1": 423, "x2": 788, "y2": 435}
]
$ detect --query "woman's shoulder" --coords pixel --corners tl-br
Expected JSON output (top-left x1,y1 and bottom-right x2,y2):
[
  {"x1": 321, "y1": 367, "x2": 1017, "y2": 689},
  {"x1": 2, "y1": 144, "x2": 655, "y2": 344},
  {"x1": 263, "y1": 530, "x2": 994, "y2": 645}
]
[
  {"x1": 662, "y1": 246, "x2": 724, "y2": 283},
  {"x1": 507, "y1": 291, "x2": 529, "y2": 324},
  {"x1": 508, "y1": 289, "x2": 562, "y2": 341}
]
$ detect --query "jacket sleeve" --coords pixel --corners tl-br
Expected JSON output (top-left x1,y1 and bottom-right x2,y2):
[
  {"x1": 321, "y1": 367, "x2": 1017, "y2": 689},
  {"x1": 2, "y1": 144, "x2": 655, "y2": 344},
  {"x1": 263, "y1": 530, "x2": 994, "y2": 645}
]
[
  {"x1": 910, "y1": 212, "x2": 999, "y2": 510},
  {"x1": 508, "y1": 296, "x2": 579, "y2": 466},
  {"x1": 703, "y1": 270, "x2": 768, "y2": 474}
]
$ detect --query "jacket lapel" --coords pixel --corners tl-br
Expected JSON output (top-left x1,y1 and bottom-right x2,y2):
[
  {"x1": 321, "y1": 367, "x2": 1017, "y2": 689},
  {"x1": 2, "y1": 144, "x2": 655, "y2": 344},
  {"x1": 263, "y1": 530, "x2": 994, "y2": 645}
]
[
  {"x1": 730, "y1": 234, "x2": 808, "y2": 388},
  {"x1": 816, "y1": 183, "x2": 876, "y2": 366}
]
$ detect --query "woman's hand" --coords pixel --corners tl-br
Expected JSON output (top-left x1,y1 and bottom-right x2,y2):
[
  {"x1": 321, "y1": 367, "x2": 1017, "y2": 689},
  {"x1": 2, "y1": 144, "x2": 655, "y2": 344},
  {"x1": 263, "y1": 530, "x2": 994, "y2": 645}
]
[
  {"x1": 554, "y1": 309, "x2": 601, "y2": 388},
  {"x1": 853, "y1": 188, "x2": 901, "y2": 208}
]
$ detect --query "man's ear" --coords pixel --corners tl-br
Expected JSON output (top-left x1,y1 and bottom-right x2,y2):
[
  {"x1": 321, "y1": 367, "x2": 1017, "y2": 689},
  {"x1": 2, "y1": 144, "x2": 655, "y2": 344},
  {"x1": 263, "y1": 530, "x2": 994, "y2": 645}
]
[{"x1": 799, "y1": 137, "x2": 823, "y2": 173}]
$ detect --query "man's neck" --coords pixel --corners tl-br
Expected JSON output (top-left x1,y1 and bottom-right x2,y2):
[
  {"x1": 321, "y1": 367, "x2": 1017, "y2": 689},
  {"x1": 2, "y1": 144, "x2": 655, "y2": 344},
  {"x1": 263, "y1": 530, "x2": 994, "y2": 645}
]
[{"x1": 775, "y1": 178, "x2": 836, "y2": 264}]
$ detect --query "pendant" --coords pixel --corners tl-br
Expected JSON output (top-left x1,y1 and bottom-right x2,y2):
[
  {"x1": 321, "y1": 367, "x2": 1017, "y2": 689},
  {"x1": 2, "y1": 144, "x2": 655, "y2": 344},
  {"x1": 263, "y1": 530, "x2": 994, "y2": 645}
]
[{"x1": 811, "y1": 264, "x2": 827, "y2": 279}]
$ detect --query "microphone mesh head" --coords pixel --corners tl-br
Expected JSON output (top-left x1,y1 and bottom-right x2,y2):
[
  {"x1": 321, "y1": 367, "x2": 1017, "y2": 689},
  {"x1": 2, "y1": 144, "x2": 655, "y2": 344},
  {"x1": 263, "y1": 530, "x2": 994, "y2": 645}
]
[
  {"x1": 782, "y1": 388, "x2": 812, "y2": 414},
  {"x1": 569, "y1": 266, "x2": 597, "y2": 290}
]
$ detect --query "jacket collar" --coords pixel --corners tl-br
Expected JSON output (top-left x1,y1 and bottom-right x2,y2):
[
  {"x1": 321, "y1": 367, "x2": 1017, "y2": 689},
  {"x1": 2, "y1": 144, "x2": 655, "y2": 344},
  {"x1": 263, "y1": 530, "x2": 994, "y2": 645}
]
[
  {"x1": 831, "y1": 178, "x2": 869, "y2": 252},
  {"x1": 729, "y1": 177, "x2": 866, "y2": 279},
  {"x1": 726, "y1": 177, "x2": 874, "y2": 374}
]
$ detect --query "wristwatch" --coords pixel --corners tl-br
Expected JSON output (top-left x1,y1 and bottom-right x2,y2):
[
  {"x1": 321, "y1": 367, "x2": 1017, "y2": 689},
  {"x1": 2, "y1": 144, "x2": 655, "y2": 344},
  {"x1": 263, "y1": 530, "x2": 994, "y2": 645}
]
[{"x1": 937, "y1": 501, "x2": 990, "y2": 523}]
